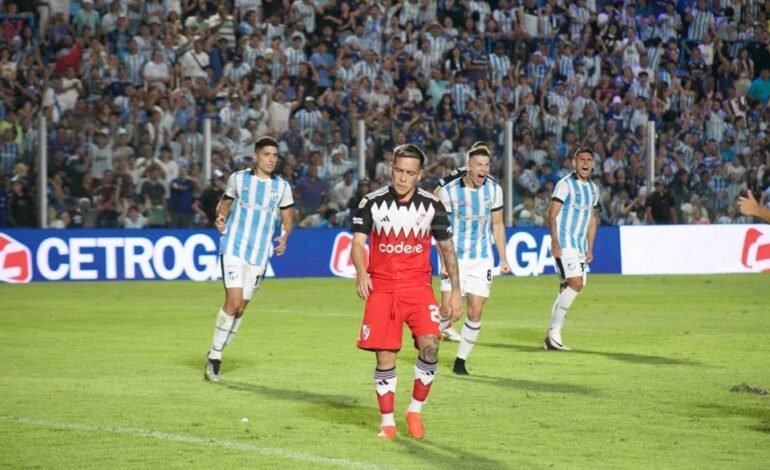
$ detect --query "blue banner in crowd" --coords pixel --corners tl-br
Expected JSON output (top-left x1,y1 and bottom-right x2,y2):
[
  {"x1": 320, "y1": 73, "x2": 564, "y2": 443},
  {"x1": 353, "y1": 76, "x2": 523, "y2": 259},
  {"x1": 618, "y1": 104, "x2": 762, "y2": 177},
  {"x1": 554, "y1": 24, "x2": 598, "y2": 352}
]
[{"x1": 0, "y1": 228, "x2": 621, "y2": 283}]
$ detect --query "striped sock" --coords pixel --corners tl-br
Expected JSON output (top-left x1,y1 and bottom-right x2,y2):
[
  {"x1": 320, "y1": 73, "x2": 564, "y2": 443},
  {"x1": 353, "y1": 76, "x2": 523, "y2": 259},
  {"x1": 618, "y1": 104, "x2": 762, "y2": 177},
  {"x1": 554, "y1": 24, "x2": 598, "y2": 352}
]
[
  {"x1": 223, "y1": 316, "x2": 242, "y2": 347},
  {"x1": 374, "y1": 367, "x2": 397, "y2": 427},
  {"x1": 407, "y1": 358, "x2": 437, "y2": 413},
  {"x1": 208, "y1": 309, "x2": 235, "y2": 361},
  {"x1": 457, "y1": 320, "x2": 482, "y2": 360}
]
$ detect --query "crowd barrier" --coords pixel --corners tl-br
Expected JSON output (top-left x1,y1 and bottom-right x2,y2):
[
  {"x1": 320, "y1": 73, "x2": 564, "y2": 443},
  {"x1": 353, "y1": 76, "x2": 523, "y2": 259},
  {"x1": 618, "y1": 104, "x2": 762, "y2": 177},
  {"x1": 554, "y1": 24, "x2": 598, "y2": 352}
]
[{"x1": 0, "y1": 225, "x2": 767, "y2": 283}]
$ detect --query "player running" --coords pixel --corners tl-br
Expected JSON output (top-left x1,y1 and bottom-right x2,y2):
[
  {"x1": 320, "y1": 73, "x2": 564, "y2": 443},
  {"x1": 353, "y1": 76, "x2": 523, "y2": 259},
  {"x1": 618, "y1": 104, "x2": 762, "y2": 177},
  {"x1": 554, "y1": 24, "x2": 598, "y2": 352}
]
[
  {"x1": 351, "y1": 143, "x2": 462, "y2": 440},
  {"x1": 544, "y1": 147, "x2": 600, "y2": 351},
  {"x1": 435, "y1": 143, "x2": 510, "y2": 375},
  {"x1": 204, "y1": 136, "x2": 294, "y2": 382}
]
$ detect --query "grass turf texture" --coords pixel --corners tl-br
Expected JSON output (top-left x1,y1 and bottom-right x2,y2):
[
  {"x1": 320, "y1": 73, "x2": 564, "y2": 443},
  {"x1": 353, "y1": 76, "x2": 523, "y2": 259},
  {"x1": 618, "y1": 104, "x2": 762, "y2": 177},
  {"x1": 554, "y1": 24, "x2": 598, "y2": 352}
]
[{"x1": 1, "y1": 275, "x2": 768, "y2": 469}]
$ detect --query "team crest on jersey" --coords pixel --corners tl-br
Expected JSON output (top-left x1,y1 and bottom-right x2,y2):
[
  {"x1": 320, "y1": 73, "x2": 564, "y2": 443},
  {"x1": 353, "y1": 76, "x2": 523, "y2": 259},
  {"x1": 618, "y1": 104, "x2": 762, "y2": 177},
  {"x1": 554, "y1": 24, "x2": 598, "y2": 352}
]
[
  {"x1": 359, "y1": 197, "x2": 368, "y2": 209},
  {"x1": 361, "y1": 324, "x2": 371, "y2": 340}
]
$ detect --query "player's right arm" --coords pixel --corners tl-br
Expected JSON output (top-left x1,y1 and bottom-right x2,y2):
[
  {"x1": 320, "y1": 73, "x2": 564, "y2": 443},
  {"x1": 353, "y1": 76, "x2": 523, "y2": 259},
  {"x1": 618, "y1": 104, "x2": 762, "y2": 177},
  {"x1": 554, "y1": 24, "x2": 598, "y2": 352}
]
[
  {"x1": 351, "y1": 195, "x2": 374, "y2": 300},
  {"x1": 739, "y1": 190, "x2": 770, "y2": 223},
  {"x1": 548, "y1": 180, "x2": 568, "y2": 258},
  {"x1": 351, "y1": 232, "x2": 371, "y2": 300},
  {"x1": 215, "y1": 174, "x2": 238, "y2": 233},
  {"x1": 547, "y1": 199, "x2": 563, "y2": 258}
]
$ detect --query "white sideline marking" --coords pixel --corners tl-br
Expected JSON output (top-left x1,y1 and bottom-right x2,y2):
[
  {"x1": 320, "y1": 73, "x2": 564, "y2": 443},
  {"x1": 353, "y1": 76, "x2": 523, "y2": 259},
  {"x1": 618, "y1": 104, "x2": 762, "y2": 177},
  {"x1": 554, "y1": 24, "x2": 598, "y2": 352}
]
[{"x1": 0, "y1": 415, "x2": 394, "y2": 470}]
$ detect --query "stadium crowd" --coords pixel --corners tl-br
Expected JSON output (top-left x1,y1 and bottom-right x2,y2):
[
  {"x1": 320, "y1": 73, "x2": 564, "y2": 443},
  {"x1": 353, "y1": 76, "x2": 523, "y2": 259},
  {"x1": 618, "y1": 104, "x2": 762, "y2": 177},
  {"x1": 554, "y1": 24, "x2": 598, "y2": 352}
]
[{"x1": 2, "y1": 0, "x2": 770, "y2": 229}]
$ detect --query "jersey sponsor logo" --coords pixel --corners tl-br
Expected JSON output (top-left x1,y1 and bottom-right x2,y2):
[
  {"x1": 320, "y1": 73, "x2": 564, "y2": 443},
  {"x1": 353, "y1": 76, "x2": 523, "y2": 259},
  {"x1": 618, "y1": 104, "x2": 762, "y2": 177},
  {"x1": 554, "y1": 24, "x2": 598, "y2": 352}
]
[
  {"x1": 0, "y1": 233, "x2": 32, "y2": 284},
  {"x1": 329, "y1": 232, "x2": 368, "y2": 278},
  {"x1": 741, "y1": 228, "x2": 770, "y2": 272},
  {"x1": 378, "y1": 241, "x2": 424, "y2": 254},
  {"x1": 238, "y1": 199, "x2": 277, "y2": 212}
]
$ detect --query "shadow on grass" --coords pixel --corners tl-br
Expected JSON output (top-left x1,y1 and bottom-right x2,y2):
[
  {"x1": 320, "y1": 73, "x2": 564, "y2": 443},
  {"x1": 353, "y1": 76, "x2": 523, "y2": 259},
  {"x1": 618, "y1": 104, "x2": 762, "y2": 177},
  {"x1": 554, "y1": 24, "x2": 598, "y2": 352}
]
[
  {"x1": 393, "y1": 438, "x2": 510, "y2": 470},
  {"x1": 697, "y1": 403, "x2": 770, "y2": 434},
  {"x1": 183, "y1": 356, "x2": 246, "y2": 374},
  {"x1": 224, "y1": 381, "x2": 509, "y2": 468},
  {"x1": 451, "y1": 373, "x2": 598, "y2": 396},
  {"x1": 484, "y1": 342, "x2": 703, "y2": 366}
]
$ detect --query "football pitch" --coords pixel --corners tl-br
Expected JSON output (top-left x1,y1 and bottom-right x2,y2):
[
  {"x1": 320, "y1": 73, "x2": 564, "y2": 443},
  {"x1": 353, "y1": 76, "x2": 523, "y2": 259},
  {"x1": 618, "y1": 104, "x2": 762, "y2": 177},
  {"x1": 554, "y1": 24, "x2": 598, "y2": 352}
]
[{"x1": 1, "y1": 275, "x2": 768, "y2": 469}]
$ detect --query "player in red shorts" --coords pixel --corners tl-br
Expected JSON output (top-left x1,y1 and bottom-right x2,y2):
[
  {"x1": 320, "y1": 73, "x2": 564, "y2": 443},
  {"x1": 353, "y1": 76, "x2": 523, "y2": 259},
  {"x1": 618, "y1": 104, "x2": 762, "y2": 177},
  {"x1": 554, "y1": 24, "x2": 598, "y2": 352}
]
[{"x1": 351, "y1": 143, "x2": 462, "y2": 440}]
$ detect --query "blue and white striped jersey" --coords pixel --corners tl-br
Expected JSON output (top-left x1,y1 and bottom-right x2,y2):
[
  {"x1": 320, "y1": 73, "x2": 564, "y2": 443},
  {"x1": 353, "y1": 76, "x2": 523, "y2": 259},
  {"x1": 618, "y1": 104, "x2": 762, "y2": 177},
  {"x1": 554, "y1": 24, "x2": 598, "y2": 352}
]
[
  {"x1": 220, "y1": 170, "x2": 294, "y2": 267},
  {"x1": 551, "y1": 174, "x2": 600, "y2": 254},
  {"x1": 437, "y1": 169, "x2": 503, "y2": 261}
]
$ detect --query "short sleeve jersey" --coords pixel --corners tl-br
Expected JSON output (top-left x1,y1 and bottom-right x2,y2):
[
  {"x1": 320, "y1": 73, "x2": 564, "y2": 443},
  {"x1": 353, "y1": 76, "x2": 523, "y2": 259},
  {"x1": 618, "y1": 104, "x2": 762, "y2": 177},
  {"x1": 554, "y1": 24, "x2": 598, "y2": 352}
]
[
  {"x1": 352, "y1": 186, "x2": 451, "y2": 289},
  {"x1": 551, "y1": 173, "x2": 600, "y2": 254},
  {"x1": 436, "y1": 169, "x2": 504, "y2": 261},
  {"x1": 219, "y1": 169, "x2": 294, "y2": 267}
]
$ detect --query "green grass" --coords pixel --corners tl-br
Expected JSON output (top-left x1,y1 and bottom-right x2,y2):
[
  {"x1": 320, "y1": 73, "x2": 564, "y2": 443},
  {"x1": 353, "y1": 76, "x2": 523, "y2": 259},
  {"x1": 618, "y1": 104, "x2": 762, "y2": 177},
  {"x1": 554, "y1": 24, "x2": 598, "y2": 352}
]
[{"x1": 1, "y1": 275, "x2": 768, "y2": 469}]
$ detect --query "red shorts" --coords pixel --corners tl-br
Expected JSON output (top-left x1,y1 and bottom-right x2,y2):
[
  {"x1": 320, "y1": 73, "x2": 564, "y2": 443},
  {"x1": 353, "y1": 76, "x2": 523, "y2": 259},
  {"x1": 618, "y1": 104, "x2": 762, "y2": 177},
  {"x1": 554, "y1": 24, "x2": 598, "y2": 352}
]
[{"x1": 356, "y1": 285, "x2": 441, "y2": 351}]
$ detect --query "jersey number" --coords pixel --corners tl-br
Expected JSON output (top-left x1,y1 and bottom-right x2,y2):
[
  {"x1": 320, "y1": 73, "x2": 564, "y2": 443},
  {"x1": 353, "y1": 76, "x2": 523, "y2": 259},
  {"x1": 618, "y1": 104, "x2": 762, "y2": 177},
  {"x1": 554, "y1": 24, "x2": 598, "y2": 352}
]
[{"x1": 487, "y1": 270, "x2": 492, "y2": 282}]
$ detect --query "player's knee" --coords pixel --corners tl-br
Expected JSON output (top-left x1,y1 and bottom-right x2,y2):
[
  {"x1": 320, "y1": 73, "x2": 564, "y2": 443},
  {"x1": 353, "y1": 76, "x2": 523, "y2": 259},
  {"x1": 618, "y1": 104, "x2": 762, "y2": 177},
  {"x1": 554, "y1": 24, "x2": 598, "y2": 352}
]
[
  {"x1": 466, "y1": 307, "x2": 483, "y2": 322},
  {"x1": 567, "y1": 279, "x2": 584, "y2": 292},
  {"x1": 226, "y1": 298, "x2": 246, "y2": 314},
  {"x1": 419, "y1": 338, "x2": 440, "y2": 363}
]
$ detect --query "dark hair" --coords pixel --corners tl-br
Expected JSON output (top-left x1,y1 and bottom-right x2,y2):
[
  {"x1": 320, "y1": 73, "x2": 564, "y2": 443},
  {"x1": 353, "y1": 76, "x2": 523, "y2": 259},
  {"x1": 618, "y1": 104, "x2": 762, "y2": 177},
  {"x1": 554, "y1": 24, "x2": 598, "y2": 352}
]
[
  {"x1": 573, "y1": 147, "x2": 593, "y2": 159},
  {"x1": 254, "y1": 136, "x2": 279, "y2": 153},
  {"x1": 393, "y1": 143, "x2": 426, "y2": 167}
]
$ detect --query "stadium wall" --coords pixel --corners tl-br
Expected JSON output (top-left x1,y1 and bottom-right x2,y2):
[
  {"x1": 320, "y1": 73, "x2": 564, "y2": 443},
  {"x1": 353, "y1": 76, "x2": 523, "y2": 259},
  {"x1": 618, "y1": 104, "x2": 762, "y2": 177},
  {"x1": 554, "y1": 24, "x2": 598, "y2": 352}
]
[{"x1": 0, "y1": 225, "x2": 766, "y2": 283}]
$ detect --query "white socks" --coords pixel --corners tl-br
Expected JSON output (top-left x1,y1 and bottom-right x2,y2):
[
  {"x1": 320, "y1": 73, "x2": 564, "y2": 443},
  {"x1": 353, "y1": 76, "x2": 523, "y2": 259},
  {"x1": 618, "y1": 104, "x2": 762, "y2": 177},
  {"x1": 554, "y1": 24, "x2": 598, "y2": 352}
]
[
  {"x1": 208, "y1": 309, "x2": 235, "y2": 361},
  {"x1": 548, "y1": 287, "x2": 579, "y2": 342},
  {"x1": 224, "y1": 316, "x2": 242, "y2": 347},
  {"x1": 457, "y1": 320, "x2": 482, "y2": 360},
  {"x1": 439, "y1": 315, "x2": 452, "y2": 332}
]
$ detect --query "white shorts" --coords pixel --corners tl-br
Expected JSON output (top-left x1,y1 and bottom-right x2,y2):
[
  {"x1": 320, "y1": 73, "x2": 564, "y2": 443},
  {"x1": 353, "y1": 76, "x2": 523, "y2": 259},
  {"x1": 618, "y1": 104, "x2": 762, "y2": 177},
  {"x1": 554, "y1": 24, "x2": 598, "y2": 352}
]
[
  {"x1": 221, "y1": 254, "x2": 266, "y2": 300},
  {"x1": 556, "y1": 248, "x2": 588, "y2": 285},
  {"x1": 440, "y1": 258, "x2": 493, "y2": 298}
]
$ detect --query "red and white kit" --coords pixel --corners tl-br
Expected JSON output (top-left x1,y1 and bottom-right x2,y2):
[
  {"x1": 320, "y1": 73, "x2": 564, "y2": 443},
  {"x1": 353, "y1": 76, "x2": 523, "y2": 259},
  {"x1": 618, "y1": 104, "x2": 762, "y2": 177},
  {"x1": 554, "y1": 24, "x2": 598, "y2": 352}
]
[{"x1": 352, "y1": 186, "x2": 452, "y2": 350}]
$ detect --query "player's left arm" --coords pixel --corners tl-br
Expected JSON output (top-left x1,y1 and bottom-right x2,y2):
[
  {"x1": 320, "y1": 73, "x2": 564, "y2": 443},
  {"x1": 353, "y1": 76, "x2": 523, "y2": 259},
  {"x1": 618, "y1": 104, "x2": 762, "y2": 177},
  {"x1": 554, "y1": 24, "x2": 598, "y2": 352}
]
[
  {"x1": 491, "y1": 185, "x2": 510, "y2": 274},
  {"x1": 433, "y1": 200, "x2": 462, "y2": 321},
  {"x1": 491, "y1": 209, "x2": 510, "y2": 274},
  {"x1": 586, "y1": 207, "x2": 599, "y2": 264},
  {"x1": 274, "y1": 182, "x2": 295, "y2": 255}
]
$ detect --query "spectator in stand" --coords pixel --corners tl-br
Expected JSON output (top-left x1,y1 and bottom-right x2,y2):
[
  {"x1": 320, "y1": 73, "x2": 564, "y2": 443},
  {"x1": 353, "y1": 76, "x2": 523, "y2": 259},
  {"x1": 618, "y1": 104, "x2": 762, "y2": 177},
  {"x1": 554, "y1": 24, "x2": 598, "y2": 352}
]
[
  {"x1": 169, "y1": 165, "x2": 195, "y2": 228},
  {"x1": 646, "y1": 180, "x2": 677, "y2": 224},
  {"x1": 141, "y1": 166, "x2": 168, "y2": 228},
  {"x1": 7, "y1": 176, "x2": 35, "y2": 227}
]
